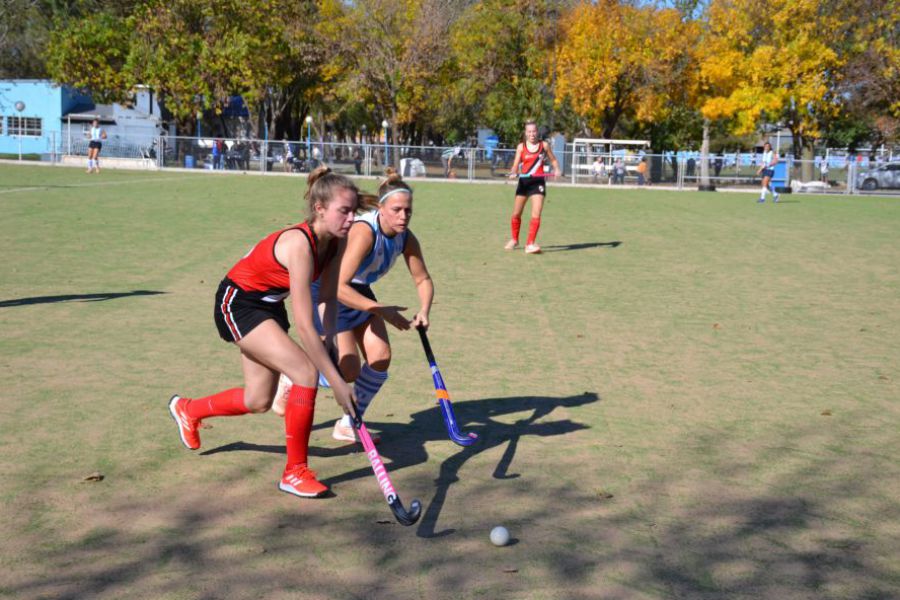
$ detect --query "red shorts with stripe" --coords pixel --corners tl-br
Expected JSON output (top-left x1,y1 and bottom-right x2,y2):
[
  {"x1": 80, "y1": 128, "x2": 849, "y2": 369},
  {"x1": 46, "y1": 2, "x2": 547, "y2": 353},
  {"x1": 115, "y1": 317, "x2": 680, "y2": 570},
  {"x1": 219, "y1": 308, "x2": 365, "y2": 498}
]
[{"x1": 214, "y1": 278, "x2": 290, "y2": 343}]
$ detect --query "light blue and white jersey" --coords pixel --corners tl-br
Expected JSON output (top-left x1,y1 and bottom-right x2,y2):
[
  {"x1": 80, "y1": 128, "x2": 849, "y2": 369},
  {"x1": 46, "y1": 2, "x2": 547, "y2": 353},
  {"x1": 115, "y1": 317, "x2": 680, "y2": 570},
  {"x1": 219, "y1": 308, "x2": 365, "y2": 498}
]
[
  {"x1": 352, "y1": 210, "x2": 408, "y2": 285},
  {"x1": 762, "y1": 149, "x2": 776, "y2": 168},
  {"x1": 90, "y1": 126, "x2": 102, "y2": 141}
]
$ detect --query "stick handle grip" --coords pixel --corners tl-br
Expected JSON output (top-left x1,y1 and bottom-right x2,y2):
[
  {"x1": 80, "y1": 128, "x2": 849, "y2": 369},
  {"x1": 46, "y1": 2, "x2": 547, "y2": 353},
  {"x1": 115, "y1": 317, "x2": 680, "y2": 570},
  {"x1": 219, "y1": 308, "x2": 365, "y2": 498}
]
[{"x1": 416, "y1": 324, "x2": 436, "y2": 364}]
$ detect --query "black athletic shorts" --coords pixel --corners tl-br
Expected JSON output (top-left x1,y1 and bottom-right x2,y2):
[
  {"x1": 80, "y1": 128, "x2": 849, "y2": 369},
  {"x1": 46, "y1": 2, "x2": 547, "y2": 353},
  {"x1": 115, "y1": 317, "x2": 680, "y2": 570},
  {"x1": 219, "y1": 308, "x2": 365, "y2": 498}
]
[
  {"x1": 214, "y1": 277, "x2": 290, "y2": 342},
  {"x1": 515, "y1": 176, "x2": 546, "y2": 198},
  {"x1": 88, "y1": 140, "x2": 102, "y2": 150}
]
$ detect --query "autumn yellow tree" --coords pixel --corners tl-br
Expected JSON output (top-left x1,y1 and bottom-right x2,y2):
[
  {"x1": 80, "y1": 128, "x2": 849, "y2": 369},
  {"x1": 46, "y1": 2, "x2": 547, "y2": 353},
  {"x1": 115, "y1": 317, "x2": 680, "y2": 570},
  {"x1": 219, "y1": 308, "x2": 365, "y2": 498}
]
[
  {"x1": 554, "y1": 1, "x2": 696, "y2": 138},
  {"x1": 829, "y1": 0, "x2": 900, "y2": 146},
  {"x1": 696, "y1": 0, "x2": 846, "y2": 180}
]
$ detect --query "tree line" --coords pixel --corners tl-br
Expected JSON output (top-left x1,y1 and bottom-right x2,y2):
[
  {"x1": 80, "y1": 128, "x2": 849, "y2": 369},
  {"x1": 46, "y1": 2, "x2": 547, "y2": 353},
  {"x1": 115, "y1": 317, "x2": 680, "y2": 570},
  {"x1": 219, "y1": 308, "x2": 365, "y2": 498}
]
[{"x1": 3, "y1": 0, "x2": 898, "y2": 166}]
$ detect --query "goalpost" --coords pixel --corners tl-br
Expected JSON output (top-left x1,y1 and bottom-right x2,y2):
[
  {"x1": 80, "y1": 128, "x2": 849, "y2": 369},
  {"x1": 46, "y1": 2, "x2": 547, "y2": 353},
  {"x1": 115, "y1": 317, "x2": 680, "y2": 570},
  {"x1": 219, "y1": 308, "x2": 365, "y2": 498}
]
[{"x1": 570, "y1": 138, "x2": 651, "y2": 184}]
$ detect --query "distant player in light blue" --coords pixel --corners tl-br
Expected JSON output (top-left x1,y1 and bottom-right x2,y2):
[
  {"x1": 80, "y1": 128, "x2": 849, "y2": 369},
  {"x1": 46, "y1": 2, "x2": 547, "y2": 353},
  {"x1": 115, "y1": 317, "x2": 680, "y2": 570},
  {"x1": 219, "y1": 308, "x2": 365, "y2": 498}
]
[
  {"x1": 86, "y1": 119, "x2": 107, "y2": 174},
  {"x1": 756, "y1": 142, "x2": 780, "y2": 203},
  {"x1": 274, "y1": 168, "x2": 434, "y2": 443}
]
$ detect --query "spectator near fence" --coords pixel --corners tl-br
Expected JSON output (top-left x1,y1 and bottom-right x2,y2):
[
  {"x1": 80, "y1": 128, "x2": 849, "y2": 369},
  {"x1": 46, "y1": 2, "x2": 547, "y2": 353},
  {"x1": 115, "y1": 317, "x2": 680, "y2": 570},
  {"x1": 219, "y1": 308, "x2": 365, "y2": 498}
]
[
  {"x1": 612, "y1": 157, "x2": 626, "y2": 184},
  {"x1": 636, "y1": 158, "x2": 648, "y2": 186},
  {"x1": 352, "y1": 146, "x2": 362, "y2": 175},
  {"x1": 441, "y1": 145, "x2": 461, "y2": 178},
  {"x1": 591, "y1": 156, "x2": 606, "y2": 183},
  {"x1": 820, "y1": 158, "x2": 829, "y2": 183},
  {"x1": 212, "y1": 138, "x2": 224, "y2": 170},
  {"x1": 239, "y1": 141, "x2": 250, "y2": 170},
  {"x1": 282, "y1": 138, "x2": 294, "y2": 173}
]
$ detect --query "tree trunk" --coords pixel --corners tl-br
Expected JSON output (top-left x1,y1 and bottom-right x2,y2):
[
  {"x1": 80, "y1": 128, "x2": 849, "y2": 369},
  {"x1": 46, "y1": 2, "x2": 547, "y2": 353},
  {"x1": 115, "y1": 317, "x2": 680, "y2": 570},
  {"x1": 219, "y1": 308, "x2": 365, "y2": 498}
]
[
  {"x1": 699, "y1": 118, "x2": 711, "y2": 186},
  {"x1": 801, "y1": 141, "x2": 815, "y2": 182},
  {"x1": 391, "y1": 104, "x2": 399, "y2": 170},
  {"x1": 790, "y1": 127, "x2": 815, "y2": 182}
]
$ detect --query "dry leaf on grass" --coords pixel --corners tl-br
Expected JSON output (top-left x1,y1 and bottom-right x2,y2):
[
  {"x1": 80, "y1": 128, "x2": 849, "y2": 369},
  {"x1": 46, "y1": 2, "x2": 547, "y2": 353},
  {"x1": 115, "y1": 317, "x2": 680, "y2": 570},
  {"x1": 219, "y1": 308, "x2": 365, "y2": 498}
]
[
  {"x1": 502, "y1": 567, "x2": 518, "y2": 573},
  {"x1": 821, "y1": 409, "x2": 833, "y2": 416},
  {"x1": 82, "y1": 472, "x2": 104, "y2": 482}
]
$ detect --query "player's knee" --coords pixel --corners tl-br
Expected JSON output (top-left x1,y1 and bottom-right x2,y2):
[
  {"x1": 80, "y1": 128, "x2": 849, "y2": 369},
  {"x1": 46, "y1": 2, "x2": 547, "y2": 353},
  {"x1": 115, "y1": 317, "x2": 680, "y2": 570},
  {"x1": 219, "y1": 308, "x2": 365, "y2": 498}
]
[
  {"x1": 243, "y1": 392, "x2": 271, "y2": 414},
  {"x1": 339, "y1": 354, "x2": 361, "y2": 382},
  {"x1": 368, "y1": 349, "x2": 391, "y2": 372}
]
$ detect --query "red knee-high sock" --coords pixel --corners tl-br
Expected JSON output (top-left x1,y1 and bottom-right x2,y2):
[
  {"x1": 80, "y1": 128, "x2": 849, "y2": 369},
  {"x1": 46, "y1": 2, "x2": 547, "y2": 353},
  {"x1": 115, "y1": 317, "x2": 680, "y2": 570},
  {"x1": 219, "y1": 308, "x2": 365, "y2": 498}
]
[
  {"x1": 184, "y1": 388, "x2": 249, "y2": 419},
  {"x1": 511, "y1": 216, "x2": 522, "y2": 242},
  {"x1": 285, "y1": 385, "x2": 317, "y2": 470},
  {"x1": 526, "y1": 218, "x2": 541, "y2": 245}
]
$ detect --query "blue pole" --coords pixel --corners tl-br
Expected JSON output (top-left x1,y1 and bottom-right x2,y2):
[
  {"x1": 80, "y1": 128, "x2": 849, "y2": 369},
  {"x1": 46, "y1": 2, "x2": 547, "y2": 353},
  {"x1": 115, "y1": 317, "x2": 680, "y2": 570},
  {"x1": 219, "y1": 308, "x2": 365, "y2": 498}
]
[
  {"x1": 384, "y1": 127, "x2": 388, "y2": 166},
  {"x1": 306, "y1": 122, "x2": 311, "y2": 158}
]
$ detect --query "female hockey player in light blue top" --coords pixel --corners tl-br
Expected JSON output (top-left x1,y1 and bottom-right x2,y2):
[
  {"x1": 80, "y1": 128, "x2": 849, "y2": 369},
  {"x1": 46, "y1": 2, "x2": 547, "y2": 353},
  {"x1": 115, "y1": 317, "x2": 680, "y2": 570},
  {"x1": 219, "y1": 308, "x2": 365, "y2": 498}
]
[
  {"x1": 756, "y1": 142, "x2": 780, "y2": 203},
  {"x1": 86, "y1": 119, "x2": 107, "y2": 174},
  {"x1": 274, "y1": 168, "x2": 434, "y2": 443}
]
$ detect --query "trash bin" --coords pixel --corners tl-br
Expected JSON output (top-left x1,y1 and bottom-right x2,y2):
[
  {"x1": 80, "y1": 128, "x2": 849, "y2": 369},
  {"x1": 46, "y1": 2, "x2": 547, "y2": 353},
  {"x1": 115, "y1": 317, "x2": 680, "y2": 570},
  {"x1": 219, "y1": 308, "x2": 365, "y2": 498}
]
[{"x1": 185, "y1": 155, "x2": 195, "y2": 169}]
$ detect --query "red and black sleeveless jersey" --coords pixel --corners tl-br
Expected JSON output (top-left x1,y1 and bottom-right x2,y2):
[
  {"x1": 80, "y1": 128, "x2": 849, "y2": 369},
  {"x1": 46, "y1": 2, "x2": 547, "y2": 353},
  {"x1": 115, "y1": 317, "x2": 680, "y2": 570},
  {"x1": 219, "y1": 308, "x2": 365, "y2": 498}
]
[
  {"x1": 518, "y1": 141, "x2": 548, "y2": 177},
  {"x1": 226, "y1": 221, "x2": 336, "y2": 298}
]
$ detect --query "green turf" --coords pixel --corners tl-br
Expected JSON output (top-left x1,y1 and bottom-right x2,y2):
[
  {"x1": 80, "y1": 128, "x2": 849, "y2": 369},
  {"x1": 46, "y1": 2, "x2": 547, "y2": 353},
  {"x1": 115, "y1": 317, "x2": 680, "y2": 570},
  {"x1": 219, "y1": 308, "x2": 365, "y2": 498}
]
[{"x1": 1, "y1": 164, "x2": 899, "y2": 599}]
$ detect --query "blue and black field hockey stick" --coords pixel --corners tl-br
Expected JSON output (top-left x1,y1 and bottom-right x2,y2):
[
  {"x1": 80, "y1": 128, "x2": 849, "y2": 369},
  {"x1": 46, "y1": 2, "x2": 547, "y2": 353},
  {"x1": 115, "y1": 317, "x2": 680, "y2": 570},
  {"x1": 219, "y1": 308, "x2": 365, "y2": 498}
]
[{"x1": 416, "y1": 325, "x2": 478, "y2": 447}]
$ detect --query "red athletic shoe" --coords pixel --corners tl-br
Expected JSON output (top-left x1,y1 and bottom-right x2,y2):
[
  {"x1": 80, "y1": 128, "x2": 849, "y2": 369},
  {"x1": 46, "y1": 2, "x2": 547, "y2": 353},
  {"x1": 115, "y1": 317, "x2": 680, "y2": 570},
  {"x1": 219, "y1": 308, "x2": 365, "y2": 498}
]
[
  {"x1": 168, "y1": 395, "x2": 201, "y2": 450},
  {"x1": 278, "y1": 465, "x2": 329, "y2": 498}
]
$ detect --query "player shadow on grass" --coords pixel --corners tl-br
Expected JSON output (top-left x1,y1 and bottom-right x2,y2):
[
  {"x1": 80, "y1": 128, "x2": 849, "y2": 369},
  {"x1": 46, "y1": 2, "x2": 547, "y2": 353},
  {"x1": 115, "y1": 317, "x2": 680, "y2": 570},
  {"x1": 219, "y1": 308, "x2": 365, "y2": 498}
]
[
  {"x1": 199, "y1": 440, "x2": 362, "y2": 459},
  {"x1": 540, "y1": 241, "x2": 621, "y2": 252},
  {"x1": 199, "y1": 392, "x2": 598, "y2": 538},
  {"x1": 0, "y1": 290, "x2": 166, "y2": 307},
  {"x1": 410, "y1": 391, "x2": 598, "y2": 538},
  {"x1": 317, "y1": 391, "x2": 598, "y2": 538}
]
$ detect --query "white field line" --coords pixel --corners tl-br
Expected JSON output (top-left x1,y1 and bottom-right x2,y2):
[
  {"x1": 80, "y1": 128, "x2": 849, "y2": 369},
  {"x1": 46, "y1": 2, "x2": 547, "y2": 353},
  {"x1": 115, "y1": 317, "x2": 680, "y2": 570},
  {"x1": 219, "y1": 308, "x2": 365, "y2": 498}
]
[{"x1": 0, "y1": 176, "x2": 195, "y2": 196}]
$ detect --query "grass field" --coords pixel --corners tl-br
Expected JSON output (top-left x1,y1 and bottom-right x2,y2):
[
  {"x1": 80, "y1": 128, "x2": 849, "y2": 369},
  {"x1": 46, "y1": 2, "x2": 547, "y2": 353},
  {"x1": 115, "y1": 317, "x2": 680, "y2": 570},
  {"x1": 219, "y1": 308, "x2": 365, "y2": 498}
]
[{"x1": 1, "y1": 164, "x2": 899, "y2": 599}]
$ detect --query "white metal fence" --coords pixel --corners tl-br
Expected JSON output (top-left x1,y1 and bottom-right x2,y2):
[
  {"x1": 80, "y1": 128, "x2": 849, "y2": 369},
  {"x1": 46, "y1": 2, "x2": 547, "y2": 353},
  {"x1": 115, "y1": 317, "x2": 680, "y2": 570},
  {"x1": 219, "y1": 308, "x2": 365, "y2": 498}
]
[{"x1": 8, "y1": 131, "x2": 900, "y2": 196}]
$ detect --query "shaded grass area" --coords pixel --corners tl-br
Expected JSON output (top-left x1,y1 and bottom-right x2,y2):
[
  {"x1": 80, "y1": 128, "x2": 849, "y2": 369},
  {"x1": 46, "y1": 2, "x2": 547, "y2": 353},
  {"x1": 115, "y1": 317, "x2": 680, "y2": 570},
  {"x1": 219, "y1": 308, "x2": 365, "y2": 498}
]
[{"x1": 1, "y1": 164, "x2": 898, "y2": 599}]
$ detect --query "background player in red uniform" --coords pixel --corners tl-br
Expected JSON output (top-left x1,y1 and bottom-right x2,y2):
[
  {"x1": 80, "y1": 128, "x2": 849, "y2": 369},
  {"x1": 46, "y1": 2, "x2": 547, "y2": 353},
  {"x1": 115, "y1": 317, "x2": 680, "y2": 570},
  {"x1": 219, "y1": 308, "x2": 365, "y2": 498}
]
[
  {"x1": 168, "y1": 167, "x2": 361, "y2": 499},
  {"x1": 505, "y1": 120, "x2": 561, "y2": 254}
]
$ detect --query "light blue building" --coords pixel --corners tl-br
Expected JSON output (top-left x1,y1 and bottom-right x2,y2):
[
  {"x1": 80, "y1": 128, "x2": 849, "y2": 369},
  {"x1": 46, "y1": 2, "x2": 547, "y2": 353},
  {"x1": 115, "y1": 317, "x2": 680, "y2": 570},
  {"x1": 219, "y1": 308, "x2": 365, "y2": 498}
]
[
  {"x1": 0, "y1": 80, "x2": 170, "y2": 160},
  {"x1": 0, "y1": 80, "x2": 92, "y2": 157}
]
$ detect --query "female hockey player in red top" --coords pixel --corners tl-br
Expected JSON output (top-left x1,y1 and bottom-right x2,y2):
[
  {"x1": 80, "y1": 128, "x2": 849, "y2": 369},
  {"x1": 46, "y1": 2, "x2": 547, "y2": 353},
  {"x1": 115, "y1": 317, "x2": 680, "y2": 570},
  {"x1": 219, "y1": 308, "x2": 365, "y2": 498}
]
[
  {"x1": 505, "y1": 120, "x2": 561, "y2": 254},
  {"x1": 168, "y1": 167, "x2": 362, "y2": 498}
]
